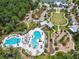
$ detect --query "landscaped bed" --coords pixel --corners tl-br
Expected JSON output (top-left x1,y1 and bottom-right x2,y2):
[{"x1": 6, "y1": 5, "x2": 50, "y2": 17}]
[{"x1": 51, "y1": 12, "x2": 67, "y2": 26}]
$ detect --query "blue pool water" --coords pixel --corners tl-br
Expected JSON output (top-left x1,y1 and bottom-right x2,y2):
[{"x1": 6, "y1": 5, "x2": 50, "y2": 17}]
[
  {"x1": 5, "y1": 37, "x2": 21, "y2": 44},
  {"x1": 32, "y1": 31, "x2": 41, "y2": 48}
]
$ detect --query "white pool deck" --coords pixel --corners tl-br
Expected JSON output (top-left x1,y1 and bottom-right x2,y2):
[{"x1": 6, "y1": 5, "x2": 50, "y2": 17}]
[{"x1": 22, "y1": 28, "x2": 45, "y2": 56}]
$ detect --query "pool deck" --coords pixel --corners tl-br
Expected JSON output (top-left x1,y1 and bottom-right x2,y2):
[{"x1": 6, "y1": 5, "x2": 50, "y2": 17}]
[{"x1": 23, "y1": 28, "x2": 45, "y2": 56}]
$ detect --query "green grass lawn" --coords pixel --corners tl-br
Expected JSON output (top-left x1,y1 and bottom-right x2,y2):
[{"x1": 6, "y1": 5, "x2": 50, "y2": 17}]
[
  {"x1": 51, "y1": 12, "x2": 67, "y2": 25},
  {"x1": 35, "y1": 55, "x2": 53, "y2": 59}
]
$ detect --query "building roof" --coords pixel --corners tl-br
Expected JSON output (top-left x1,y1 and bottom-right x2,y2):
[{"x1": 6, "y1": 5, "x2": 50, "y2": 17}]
[
  {"x1": 52, "y1": 0, "x2": 66, "y2": 4},
  {"x1": 40, "y1": 0, "x2": 66, "y2": 4},
  {"x1": 40, "y1": 21, "x2": 54, "y2": 28},
  {"x1": 69, "y1": 25, "x2": 79, "y2": 32}
]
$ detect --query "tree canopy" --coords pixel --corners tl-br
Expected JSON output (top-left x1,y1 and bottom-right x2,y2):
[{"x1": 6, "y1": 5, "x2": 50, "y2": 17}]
[{"x1": 0, "y1": 0, "x2": 39, "y2": 35}]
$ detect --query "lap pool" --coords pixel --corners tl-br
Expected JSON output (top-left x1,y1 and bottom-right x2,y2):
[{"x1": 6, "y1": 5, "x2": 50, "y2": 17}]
[
  {"x1": 4, "y1": 37, "x2": 21, "y2": 44},
  {"x1": 32, "y1": 31, "x2": 41, "y2": 48}
]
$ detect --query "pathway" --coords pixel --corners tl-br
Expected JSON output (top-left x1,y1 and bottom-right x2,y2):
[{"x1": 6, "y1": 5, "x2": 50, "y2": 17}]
[
  {"x1": 19, "y1": 48, "x2": 31, "y2": 59},
  {"x1": 55, "y1": 7, "x2": 61, "y2": 13},
  {"x1": 47, "y1": 31, "x2": 54, "y2": 54}
]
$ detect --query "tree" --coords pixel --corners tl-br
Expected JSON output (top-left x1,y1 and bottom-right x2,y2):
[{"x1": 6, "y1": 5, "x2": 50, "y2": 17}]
[
  {"x1": 53, "y1": 52, "x2": 72, "y2": 59},
  {"x1": 16, "y1": 22, "x2": 27, "y2": 32},
  {"x1": 4, "y1": 23, "x2": 15, "y2": 34},
  {"x1": 73, "y1": 33, "x2": 79, "y2": 51},
  {"x1": 72, "y1": 51, "x2": 79, "y2": 59},
  {"x1": 0, "y1": 47, "x2": 21, "y2": 59}
]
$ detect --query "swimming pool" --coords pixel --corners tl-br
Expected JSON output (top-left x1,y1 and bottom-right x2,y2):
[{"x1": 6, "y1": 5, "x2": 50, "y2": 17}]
[
  {"x1": 32, "y1": 31, "x2": 41, "y2": 48},
  {"x1": 5, "y1": 37, "x2": 21, "y2": 44}
]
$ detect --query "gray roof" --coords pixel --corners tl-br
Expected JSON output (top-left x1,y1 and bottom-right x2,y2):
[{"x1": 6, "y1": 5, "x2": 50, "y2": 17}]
[
  {"x1": 40, "y1": 0, "x2": 66, "y2": 4},
  {"x1": 40, "y1": 21, "x2": 54, "y2": 28},
  {"x1": 52, "y1": 0, "x2": 66, "y2": 3},
  {"x1": 69, "y1": 25, "x2": 79, "y2": 32},
  {"x1": 40, "y1": 0, "x2": 52, "y2": 3}
]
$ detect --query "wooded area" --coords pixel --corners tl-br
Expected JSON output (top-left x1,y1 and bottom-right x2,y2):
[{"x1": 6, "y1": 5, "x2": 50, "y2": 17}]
[{"x1": 0, "y1": 0, "x2": 39, "y2": 35}]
